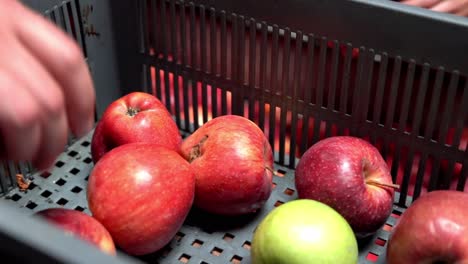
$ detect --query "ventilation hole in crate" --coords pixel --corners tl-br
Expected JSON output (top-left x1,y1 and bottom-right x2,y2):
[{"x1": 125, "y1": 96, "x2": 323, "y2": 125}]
[
  {"x1": 276, "y1": 169, "x2": 286, "y2": 177},
  {"x1": 223, "y1": 233, "x2": 235, "y2": 242},
  {"x1": 242, "y1": 241, "x2": 251, "y2": 250},
  {"x1": 11, "y1": 193, "x2": 22, "y2": 201},
  {"x1": 231, "y1": 255, "x2": 242, "y2": 264},
  {"x1": 191, "y1": 239, "x2": 204, "y2": 248},
  {"x1": 40, "y1": 171, "x2": 51, "y2": 178},
  {"x1": 272, "y1": 182, "x2": 277, "y2": 189},
  {"x1": 69, "y1": 168, "x2": 80, "y2": 175},
  {"x1": 56, "y1": 198, "x2": 68, "y2": 206},
  {"x1": 83, "y1": 157, "x2": 92, "y2": 164},
  {"x1": 84, "y1": 176, "x2": 89, "y2": 181},
  {"x1": 391, "y1": 210, "x2": 402, "y2": 219},
  {"x1": 274, "y1": 200, "x2": 284, "y2": 207},
  {"x1": 26, "y1": 201, "x2": 37, "y2": 210},
  {"x1": 55, "y1": 161, "x2": 65, "y2": 168},
  {"x1": 200, "y1": 262, "x2": 209, "y2": 264},
  {"x1": 28, "y1": 182, "x2": 37, "y2": 190},
  {"x1": 55, "y1": 178, "x2": 66, "y2": 186},
  {"x1": 71, "y1": 186, "x2": 82, "y2": 193},
  {"x1": 283, "y1": 188, "x2": 294, "y2": 196},
  {"x1": 75, "y1": 206, "x2": 85, "y2": 212},
  {"x1": 41, "y1": 190, "x2": 52, "y2": 198},
  {"x1": 81, "y1": 141, "x2": 90, "y2": 147},
  {"x1": 175, "y1": 232, "x2": 185, "y2": 242},
  {"x1": 68, "y1": 150, "x2": 78, "y2": 157},
  {"x1": 375, "y1": 237, "x2": 386, "y2": 247},
  {"x1": 211, "y1": 247, "x2": 223, "y2": 256},
  {"x1": 161, "y1": 246, "x2": 172, "y2": 257},
  {"x1": 366, "y1": 252, "x2": 379, "y2": 262},
  {"x1": 383, "y1": 223, "x2": 393, "y2": 232},
  {"x1": 179, "y1": 254, "x2": 191, "y2": 263}
]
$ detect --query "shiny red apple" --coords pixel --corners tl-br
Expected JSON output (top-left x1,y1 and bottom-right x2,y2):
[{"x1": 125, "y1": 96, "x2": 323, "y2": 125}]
[
  {"x1": 91, "y1": 92, "x2": 182, "y2": 163},
  {"x1": 180, "y1": 115, "x2": 274, "y2": 215},
  {"x1": 35, "y1": 208, "x2": 116, "y2": 255},
  {"x1": 387, "y1": 190, "x2": 468, "y2": 264},
  {"x1": 87, "y1": 143, "x2": 195, "y2": 255},
  {"x1": 295, "y1": 136, "x2": 398, "y2": 238}
]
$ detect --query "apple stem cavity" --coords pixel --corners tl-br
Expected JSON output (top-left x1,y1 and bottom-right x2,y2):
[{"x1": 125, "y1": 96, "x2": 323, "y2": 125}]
[
  {"x1": 188, "y1": 135, "x2": 208, "y2": 162},
  {"x1": 126, "y1": 107, "x2": 140, "y2": 117},
  {"x1": 366, "y1": 179, "x2": 400, "y2": 190}
]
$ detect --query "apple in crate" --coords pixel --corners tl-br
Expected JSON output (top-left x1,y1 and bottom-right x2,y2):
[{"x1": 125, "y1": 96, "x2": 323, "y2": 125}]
[
  {"x1": 251, "y1": 199, "x2": 359, "y2": 264},
  {"x1": 87, "y1": 143, "x2": 195, "y2": 255},
  {"x1": 295, "y1": 136, "x2": 398, "y2": 238},
  {"x1": 180, "y1": 115, "x2": 274, "y2": 215},
  {"x1": 386, "y1": 190, "x2": 468, "y2": 264},
  {"x1": 35, "y1": 208, "x2": 116, "y2": 255},
  {"x1": 91, "y1": 91, "x2": 182, "y2": 163}
]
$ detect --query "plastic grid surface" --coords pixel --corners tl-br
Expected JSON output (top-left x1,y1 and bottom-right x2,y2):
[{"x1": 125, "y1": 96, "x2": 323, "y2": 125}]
[{"x1": 1, "y1": 130, "x2": 406, "y2": 264}]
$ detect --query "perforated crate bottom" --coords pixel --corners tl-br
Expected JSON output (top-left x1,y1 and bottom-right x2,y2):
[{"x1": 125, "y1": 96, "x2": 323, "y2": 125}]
[{"x1": 1, "y1": 130, "x2": 406, "y2": 264}]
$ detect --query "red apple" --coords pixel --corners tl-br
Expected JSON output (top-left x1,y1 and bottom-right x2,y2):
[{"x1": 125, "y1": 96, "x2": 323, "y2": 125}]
[
  {"x1": 180, "y1": 115, "x2": 274, "y2": 215},
  {"x1": 35, "y1": 208, "x2": 116, "y2": 255},
  {"x1": 387, "y1": 190, "x2": 468, "y2": 264},
  {"x1": 87, "y1": 143, "x2": 195, "y2": 255},
  {"x1": 91, "y1": 92, "x2": 182, "y2": 163},
  {"x1": 294, "y1": 136, "x2": 398, "y2": 238}
]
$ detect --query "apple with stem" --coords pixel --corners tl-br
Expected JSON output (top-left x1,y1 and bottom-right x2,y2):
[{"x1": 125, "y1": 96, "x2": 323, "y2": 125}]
[
  {"x1": 295, "y1": 136, "x2": 399, "y2": 238},
  {"x1": 180, "y1": 115, "x2": 274, "y2": 216},
  {"x1": 91, "y1": 92, "x2": 182, "y2": 163}
]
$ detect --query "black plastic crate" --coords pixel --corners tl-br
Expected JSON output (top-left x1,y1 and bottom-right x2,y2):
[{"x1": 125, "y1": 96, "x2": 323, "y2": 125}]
[{"x1": 0, "y1": 0, "x2": 467, "y2": 263}]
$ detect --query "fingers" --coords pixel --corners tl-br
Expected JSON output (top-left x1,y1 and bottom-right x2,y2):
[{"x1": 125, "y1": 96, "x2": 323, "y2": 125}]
[
  {"x1": 399, "y1": 0, "x2": 440, "y2": 8},
  {"x1": 431, "y1": 0, "x2": 468, "y2": 13},
  {"x1": 431, "y1": 0, "x2": 465, "y2": 13},
  {"x1": 13, "y1": 43, "x2": 69, "y2": 169},
  {"x1": 456, "y1": 5, "x2": 468, "y2": 16},
  {"x1": 35, "y1": 108, "x2": 68, "y2": 170},
  {"x1": 400, "y1": 0, "x2": 468, "y2": 16},
  {"x1": 0, "y1": 73, "x2": 41, "y2": 163},
  {"x1": 13, "y1": 2, "x2": 96, "y2": 138},
  {"x1": 0, "y1": 36, "x2": 69, "y2": 169}
]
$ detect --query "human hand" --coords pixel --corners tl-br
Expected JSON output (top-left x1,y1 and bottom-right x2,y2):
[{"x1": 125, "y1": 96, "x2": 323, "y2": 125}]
[
  {"x1": 400, "y1": 0, "x2": 468, "y2": 17},
  {"x1": 0, "y1": 0, "x2": 96, "y2": 170}
]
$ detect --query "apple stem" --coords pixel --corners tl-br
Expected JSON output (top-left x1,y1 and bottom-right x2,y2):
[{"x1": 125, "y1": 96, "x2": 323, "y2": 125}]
[
  {"x1": 366, "y1": 179, "x2": 400, "y2": 190},
  {"x1": 264, "y1": 166, "x2": 277, "y2": 176}
]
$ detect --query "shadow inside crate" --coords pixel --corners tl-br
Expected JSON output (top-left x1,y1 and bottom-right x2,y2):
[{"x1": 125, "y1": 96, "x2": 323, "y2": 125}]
[{"x1": 182, "y1": 206, "x2": 262, "y2": 232}]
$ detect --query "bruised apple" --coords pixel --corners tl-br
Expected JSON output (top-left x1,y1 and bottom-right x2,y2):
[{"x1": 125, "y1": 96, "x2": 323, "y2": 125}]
[
  {"x1": 180, "y1": 115, "x2": 274, "y2": 215},
  {"x1": 87, "y1": 143, "x2": 195, "y2": 255},
  {"x1": 91, "y1": 92, "x2": 182, "y2": 163},
  {"x1": 35, "y1": 208, "x2": 116, "y2": 255}
]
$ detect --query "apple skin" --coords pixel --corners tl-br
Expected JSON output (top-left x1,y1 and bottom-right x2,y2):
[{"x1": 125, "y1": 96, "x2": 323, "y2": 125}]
[
  {"x1": 386, "y1": 190, "x2": 468, "y2": 264},
  {"x1": 180, "y1": 115, "x2": 274, "y2": 216},
  {"x1": 294, "y1": 136, "x2": 396, "y2": 238},
  {"x1": 251, "y1": 199, "x2": 359, "y2": 264},
  {"x1": 90, "y1": 92, "x2": 182, "y2": 163},
  {"x1": 35, "y1": 208, "x2": 116, "y2": 255},
  {"x1": 87, "y1": 143, "x2": 196, "y2": 256}
]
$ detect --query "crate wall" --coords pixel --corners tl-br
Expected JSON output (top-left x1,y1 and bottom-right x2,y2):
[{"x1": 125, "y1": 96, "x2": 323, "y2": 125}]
[{"x1": 136, "y1": 0, "x2": 468, "y2": 206}]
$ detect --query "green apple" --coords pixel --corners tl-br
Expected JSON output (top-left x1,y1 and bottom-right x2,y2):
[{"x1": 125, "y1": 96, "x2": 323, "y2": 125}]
[{"x1": 251, "y1": 199, "x2": 359, "y2": 264}]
